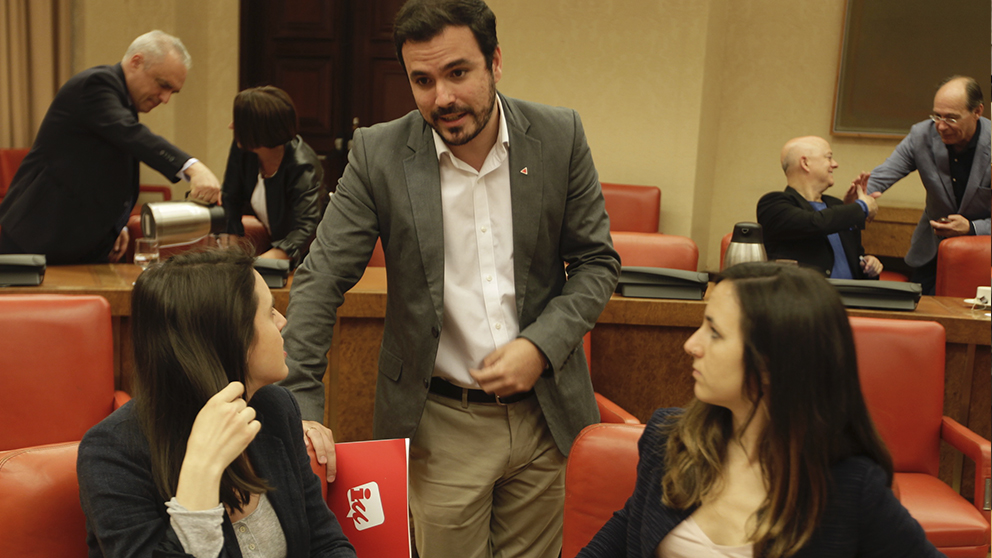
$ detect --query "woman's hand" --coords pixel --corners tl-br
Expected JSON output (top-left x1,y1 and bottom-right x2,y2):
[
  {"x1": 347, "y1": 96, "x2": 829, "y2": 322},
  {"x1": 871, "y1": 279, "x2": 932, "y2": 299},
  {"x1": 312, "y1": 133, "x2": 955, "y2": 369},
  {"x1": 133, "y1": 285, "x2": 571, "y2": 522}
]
[{"x1": 175, "y1": 382, "x2": 260, "y2": 510}]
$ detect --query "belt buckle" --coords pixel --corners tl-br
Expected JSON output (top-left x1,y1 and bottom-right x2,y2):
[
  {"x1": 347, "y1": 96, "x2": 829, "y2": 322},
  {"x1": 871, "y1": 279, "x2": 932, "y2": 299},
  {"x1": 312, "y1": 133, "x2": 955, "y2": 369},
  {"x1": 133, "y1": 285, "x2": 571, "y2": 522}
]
[{"x1": 495, "y1": 394, "x2": 506, "y2": 406}]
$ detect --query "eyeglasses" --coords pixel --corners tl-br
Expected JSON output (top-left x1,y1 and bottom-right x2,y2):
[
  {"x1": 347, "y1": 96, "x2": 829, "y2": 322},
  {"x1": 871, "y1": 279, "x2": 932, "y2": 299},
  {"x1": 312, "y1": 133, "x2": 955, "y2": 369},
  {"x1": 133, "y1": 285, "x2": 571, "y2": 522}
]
[{"x1": 930, "y1": 114, "x2": 959, "y2": 124}]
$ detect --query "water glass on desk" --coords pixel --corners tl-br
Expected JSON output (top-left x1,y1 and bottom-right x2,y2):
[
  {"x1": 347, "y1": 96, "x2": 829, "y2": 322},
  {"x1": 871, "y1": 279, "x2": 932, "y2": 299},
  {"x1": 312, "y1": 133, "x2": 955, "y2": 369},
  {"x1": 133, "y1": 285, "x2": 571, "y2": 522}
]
[{"x1": 134, "y1": 238, "x2": 160, "y2": 270}]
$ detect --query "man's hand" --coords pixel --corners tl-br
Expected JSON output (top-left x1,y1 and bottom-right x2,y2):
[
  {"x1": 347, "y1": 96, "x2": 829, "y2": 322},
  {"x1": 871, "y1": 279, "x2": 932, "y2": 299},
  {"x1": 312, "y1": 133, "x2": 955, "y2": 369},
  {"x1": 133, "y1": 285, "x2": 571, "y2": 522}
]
[
  {"x1": 302, "y1": 420, "x2": 337, "y2": 482},
  {"x1": 469, "y1": 338, "x2": 547, "y2": 397},
  {"x1": 186, "y1": 161, "x2": 222, "y2": 205},
  {"x1": 855, "y1": 184, "x2": 878, "y2": 222},
  {"x1": 109, "y1": 227, "x2": 129, "y2": 262},
  {"x1": 860, "y1": 255, "x2": 883, "y2": 278},
  {"x1": 843, "y1": 171, "x2": 871, "y2": 204},
  {"x1": 930, "y1": 214, "x2": 971, "y2": 238}
]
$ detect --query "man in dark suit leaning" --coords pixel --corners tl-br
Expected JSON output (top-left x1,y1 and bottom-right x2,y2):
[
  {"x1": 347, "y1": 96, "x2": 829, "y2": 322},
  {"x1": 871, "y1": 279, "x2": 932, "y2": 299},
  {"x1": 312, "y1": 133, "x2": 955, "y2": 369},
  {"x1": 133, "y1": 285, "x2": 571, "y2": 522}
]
[
  {"x1": 279, "y1": 1, "x2": 620, "y2": 556},
  {"x1": 0, "y1": 30, "x2": 222, "y2": 264},
  {"x1": 757, "y1": 136, "x2": 883, "y2": 279},
  {"x1": 867, "y1": 76, "x2": 990, "y2": 294}
]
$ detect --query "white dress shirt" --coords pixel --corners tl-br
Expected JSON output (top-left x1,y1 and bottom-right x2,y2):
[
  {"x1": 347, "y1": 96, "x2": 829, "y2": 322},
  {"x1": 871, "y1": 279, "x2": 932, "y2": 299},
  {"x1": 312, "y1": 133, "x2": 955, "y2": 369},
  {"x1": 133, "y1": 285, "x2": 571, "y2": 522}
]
[{"x1": 432, "y1": 97, "x2": 518, "y2": 388}]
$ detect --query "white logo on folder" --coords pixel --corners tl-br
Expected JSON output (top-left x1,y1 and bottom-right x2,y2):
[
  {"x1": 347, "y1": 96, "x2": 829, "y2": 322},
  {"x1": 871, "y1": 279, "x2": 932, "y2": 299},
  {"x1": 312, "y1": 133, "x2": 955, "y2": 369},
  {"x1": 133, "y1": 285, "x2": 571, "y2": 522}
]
[{"x1": 346, "y1": 481, "x2": 385, "y2": 531}]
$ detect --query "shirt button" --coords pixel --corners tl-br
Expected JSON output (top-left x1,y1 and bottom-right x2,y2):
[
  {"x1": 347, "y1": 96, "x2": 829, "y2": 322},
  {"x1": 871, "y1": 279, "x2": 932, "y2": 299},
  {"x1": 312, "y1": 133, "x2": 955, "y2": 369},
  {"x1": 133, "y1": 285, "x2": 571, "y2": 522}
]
[
  {"x1": 249, "y1": 543, "x2": 256, "y2": 550},
  {"x1": 481, "y1": 226, "x2": 488, "y2": 233},
  {"x1": 239, "y1": 526, "x2": 246, "y2": 533},
  {"x1": 495, "y1": 323, "x2": 502, "y2": 330},
  {"x1": 486, "y1": 275, "x2": 493, "y2": 282}
]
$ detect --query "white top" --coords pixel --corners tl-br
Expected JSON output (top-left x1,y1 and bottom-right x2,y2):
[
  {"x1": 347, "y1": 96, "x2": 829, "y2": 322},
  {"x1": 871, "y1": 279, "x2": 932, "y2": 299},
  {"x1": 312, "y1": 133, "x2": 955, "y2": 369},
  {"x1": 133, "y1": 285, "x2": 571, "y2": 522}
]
[
  {"x1": 431, "y1": 96, "x2": 517, "y2": 388},
  {"x1": 656, "y1": 516, "x2": 754, "y2": 558},
  {"x1": 166, "y1": 493, "x2": 287, "y2": 558},
  {"x1": 251, "y1": 173, "x2": 272, "y2": 233}
]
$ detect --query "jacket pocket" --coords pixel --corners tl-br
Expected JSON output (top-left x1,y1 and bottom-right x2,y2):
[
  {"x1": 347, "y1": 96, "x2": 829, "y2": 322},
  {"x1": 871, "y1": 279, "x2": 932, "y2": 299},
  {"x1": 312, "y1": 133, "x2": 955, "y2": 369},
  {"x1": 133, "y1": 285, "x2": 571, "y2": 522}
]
[{"x1": 378, "y1": 348, "x2": 403, "y2": 382}]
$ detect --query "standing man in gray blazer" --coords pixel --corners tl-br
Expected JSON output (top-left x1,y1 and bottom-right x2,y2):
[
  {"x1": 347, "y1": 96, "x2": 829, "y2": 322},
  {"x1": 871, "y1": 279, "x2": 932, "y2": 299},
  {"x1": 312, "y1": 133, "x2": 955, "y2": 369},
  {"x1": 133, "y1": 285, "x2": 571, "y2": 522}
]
[
  {"x1": 280, "y1": 1, "x2": 620, "y2": 557},
  {"x1": 867, "y1": 76, "x2": 991, "y2": 293}
]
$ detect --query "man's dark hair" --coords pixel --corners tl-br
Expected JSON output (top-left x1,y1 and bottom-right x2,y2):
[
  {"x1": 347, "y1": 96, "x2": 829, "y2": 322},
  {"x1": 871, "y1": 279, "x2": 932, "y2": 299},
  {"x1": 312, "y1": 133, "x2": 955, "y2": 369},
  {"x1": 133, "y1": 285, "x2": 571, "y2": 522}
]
[
  {"x1": 233, "y1": 86, "x2": 298, "y2": 150},
  {"x1": 393, "y1": 0, "x2": 498, "y2": 71},
  {"x1": 938, "y1": 76, "x2": 984, "y2": 111}
]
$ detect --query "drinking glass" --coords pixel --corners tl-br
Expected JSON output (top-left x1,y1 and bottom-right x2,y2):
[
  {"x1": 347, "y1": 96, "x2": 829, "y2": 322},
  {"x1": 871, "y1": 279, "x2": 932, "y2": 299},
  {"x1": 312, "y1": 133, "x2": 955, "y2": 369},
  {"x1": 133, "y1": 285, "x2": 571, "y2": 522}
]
[{"x1": 134, "y1": 238, "x2": 160, "y2": 270}]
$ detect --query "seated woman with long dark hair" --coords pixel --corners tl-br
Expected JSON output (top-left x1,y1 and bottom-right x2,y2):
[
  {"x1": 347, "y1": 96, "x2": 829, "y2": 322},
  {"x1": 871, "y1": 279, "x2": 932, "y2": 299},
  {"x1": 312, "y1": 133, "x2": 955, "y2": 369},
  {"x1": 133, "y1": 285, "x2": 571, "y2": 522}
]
[
  {"x1": 78, "y1": 249, "x2": 356, "y2": 558},
  {"x1": 222, "y1": 86, "x2": 323, "y2": 266},
  {"x1": 577, "y1": 263, "x2": 943, "y2": 558}
]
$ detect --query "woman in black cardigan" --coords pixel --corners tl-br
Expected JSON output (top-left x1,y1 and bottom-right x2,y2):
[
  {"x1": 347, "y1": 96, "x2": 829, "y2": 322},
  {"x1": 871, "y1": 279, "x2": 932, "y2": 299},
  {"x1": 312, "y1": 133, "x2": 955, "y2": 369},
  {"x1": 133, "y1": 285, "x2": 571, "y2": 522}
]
[
  {"x1": 577, "y1": 263, "x2": 943, "y2": 558},
  {"x1": 222, "y1": 86, "x2": 323, "y2": 266},
  {"x1": 78, "y1": 249, "x2": 356, "y2": 557}
]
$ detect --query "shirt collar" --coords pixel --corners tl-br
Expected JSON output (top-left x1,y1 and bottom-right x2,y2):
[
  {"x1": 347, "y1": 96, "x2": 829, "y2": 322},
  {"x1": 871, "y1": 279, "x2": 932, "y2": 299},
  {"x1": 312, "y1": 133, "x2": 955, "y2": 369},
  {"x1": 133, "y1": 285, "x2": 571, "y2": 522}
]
[{"x1": 432, "y1": 95, "x2": 509, "y2": 162}]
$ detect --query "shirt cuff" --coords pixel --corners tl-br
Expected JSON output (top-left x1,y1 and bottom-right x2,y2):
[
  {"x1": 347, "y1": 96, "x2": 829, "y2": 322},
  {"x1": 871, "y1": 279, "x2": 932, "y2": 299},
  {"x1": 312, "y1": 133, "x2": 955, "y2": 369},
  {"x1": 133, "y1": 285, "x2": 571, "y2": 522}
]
[
  {"x1": 855, "y1": 199, "x2": 869, "y2": 217},
  {"x1": 165, "y1": 497, "x2": 225, "y2": 558},
  {"x1": 178, "y1": 158, "x2": 199, "y2": 182}
]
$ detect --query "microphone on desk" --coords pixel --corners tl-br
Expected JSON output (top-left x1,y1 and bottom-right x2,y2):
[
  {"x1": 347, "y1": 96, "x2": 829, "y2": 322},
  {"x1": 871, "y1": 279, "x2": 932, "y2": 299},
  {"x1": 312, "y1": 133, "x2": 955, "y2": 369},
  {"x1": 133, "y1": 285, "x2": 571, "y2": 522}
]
[{"x1": 140, "y1": 202, "x2": 226, "y2": 247}]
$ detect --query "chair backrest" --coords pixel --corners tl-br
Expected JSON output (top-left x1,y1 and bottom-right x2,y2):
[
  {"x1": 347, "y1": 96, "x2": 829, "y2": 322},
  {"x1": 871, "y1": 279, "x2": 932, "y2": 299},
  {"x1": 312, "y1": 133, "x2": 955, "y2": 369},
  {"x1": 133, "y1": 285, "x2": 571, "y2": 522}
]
[
  {"x1": 368, "y1": 238, "x2": 386, "y2": 267},
  {"x1": 0, "y1": 441, "x2": 88, "y2": 557},
  {"x1": 720, "y1": 232, "x2": 733, "y2": 269},
  {"x1": 563, "y1": 423, "x2": 645, "y2": 558},
  {"x1": 849, "y1": 317, "x2": 945, "y2": 476},
  {"x1": 601, "y1": 183, "x2": 660, "y2": 233},
  {"x1": 0, "y1": 147, "x2": 30, "y2": 198},
  {"x1": 0, "y1": 295, "x2": 114, "y2": 450},
  {"x1": 612, "y1": 231, "x2": 698, "y2": 271},
  {"x1": 936, "y1": 235, "x2": 992, "y2": 297}
]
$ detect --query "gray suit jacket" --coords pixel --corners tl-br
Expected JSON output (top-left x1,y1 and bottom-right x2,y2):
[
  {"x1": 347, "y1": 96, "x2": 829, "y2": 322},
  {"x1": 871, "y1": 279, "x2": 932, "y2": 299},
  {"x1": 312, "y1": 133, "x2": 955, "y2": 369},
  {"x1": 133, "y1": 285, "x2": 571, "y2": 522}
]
[
  {"x1": 281, "y1": 94, "x2": 620, "y2": 455},
  {"x1": 867, "y1": 117, "x2": 991, "y2": 267}
]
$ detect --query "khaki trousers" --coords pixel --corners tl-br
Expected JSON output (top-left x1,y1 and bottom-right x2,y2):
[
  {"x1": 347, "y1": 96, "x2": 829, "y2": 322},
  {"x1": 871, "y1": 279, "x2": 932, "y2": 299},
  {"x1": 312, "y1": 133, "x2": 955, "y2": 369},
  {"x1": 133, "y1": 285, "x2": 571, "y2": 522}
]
[{"x1": 409, "y1": 392, "x2": 566, "y2": 558}]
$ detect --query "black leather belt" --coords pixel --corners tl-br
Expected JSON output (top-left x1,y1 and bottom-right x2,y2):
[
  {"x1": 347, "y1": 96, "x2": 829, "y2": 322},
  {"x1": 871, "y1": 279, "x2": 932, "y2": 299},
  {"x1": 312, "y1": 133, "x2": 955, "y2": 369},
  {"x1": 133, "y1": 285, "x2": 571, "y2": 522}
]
[{"x1": 429, "y1": 377, "x2": 533, "y2": 405}]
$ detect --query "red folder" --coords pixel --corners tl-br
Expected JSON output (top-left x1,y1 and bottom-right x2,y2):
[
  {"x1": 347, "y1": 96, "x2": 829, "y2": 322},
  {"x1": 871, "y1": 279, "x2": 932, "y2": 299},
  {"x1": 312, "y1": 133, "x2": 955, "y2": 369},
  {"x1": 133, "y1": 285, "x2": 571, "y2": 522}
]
[{"x1": 326, "y1": 438, "x2": 411, "y2": 557}]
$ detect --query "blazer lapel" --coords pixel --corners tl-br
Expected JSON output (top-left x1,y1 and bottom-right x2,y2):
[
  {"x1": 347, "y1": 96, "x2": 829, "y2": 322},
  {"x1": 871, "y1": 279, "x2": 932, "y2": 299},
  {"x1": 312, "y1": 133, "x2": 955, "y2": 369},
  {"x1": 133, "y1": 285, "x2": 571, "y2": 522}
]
[
  {"x1": 959, "y1": 118, "x2": 991, "y2": 210},
  {"x1": 404, "y1": 123, "x2": 445, "y2": 323},
  {"x1": 929, "y1": 127, "x2": 956, "y2": 205},
  {"x1": 504, "y1": 97, "x2": 543, "y2": 319}
]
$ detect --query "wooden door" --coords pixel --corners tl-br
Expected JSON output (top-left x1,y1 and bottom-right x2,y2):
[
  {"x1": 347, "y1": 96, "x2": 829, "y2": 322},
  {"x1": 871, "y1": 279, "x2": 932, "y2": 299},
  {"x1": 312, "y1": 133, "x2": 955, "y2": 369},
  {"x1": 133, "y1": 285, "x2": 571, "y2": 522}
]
[{"x1": 240, "y1": 0, "x2": 417, "y2": 187}]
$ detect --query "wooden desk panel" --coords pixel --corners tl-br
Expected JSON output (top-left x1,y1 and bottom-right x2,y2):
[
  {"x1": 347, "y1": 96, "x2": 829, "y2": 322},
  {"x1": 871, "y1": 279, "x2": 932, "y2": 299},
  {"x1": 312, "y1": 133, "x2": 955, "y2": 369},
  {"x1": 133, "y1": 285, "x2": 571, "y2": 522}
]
[{"x1": 862, "y1": 206, "x2": 923, "y2": 259}]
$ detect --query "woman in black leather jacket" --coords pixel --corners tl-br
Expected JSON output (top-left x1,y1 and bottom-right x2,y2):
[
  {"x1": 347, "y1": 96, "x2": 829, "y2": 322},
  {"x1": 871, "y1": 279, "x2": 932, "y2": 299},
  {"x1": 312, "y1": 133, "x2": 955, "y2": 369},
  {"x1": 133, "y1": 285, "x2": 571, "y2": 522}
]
[{"x1": 222, "y1": 86, "x2": 324, "y2": 266}]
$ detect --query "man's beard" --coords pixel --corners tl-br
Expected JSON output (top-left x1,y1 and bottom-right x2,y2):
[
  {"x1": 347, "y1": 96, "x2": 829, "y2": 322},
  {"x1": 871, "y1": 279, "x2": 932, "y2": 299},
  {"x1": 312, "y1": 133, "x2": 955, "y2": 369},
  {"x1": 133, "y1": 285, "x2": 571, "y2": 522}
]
[{"x1": 430, "y1": 73, "x2": 497, "y2": 147}]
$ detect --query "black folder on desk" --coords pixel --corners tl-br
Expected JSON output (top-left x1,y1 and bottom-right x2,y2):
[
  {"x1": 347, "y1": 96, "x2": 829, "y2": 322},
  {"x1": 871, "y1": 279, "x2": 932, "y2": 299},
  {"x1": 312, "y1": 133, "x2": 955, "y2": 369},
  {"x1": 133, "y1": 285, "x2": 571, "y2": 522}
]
[
  {"x1": 0, "y1": 254, "x2": 46, "y2": 286},
  {"x1": 826, "y1": 279, "x2": 922, "y2": 311},
  {"x1": 253, "y1": 258, "x2": 290, "y2": 289},
  {"x1": 616, "y1": 266, "x2": 710, "y2": 300}
]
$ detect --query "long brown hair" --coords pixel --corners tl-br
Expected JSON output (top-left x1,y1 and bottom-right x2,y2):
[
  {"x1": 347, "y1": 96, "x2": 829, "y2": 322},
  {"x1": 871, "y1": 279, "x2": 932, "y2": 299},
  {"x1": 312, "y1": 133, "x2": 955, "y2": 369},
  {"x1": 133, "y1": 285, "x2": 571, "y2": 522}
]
[
  {"x1": 661, "y1": 263, "x2": 892, "y2": 557},
  {"x1": 131, "y1": 248, "x2": 271, "y2": 511}
]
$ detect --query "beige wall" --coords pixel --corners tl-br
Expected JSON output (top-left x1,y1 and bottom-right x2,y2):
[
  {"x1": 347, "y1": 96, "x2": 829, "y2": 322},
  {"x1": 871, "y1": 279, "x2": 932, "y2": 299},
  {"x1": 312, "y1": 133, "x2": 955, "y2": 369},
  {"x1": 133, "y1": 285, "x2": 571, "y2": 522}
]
[
  {"x1": 489, "y1": 0, "x2": 927, "y2": 271},
  {"x1": 73, "y1": 0, "x2": 929, "y2": 270},
  {"x1": 73, "y1": 0, "x2": 239, "y2": 199}
]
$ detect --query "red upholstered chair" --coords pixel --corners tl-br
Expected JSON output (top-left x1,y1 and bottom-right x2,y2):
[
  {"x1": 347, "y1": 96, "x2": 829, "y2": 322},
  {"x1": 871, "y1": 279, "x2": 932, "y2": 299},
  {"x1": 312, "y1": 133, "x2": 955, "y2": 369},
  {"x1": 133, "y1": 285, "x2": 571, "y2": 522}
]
[
  {"x1": 612, "y1": 231, "x2": 698, "y2": 271},
  {"x1": 0, "y1": 147, "x2": 30, "y2": 202},
  {"x1": 720, "y1": 232, "x2": 733, "y2": 270},
  {"x1": 601, "y1": 183, "x2": 660, "y2": 233},
  {"x1": 125, "y1": 214, "x2": 272, "y2": 263},
  {"x1": 368, "y1": 238, "x2": 386, "y2": 267},
  {"x1": 0, "y1": 441, "x2": 87, "y2": 556},
  {"x1": 936, "y1": 236, "x2": 992, "y2": 298},
  {"x1": 130, "y1": 184, "x2": 173, "y2": 215},
  {"x1": 584, "y1": 232, "x2": 698, "y2": 424},
  {"x1": 0, "y1": 295, "x2": 129, "y2": 451},
  {"x1": 850, "y1": 317, "x2": 990, "y2": 557},
  {"x1": 562, "y1": 423, "x2": 645, "y2": 558}
]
